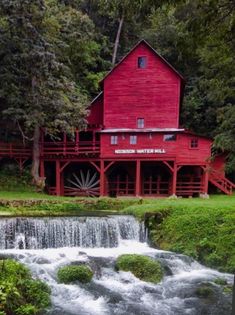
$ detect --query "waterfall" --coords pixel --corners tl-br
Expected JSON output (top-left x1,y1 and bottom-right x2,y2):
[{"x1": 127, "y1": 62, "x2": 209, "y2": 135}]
[
  {"x1": 0, "y1": 215, "x2": 233, "y2": 315},
  {"x1": 0, "y1": 215, "x2": 146, "y2": 249}
]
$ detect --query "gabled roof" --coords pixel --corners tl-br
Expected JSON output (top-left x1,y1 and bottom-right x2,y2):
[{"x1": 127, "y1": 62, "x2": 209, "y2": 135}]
[
  {"x1": 90, "y1": 39, "x2": 185, "y2": 106},
  {"x1": 100, "y1": 39, "x2": 185, "y2": 85}
]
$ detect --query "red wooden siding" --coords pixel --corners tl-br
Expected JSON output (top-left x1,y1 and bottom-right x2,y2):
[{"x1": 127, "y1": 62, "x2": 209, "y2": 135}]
[
  {"x1": 87, "y1": 93, "x2": 103, "y2": 126},
  {"x1": 100, "y1": 132, "x2": 212, "y2": 165},
  {"x1": 103, "y1": 42, "x2": 181, "y2": 129}
]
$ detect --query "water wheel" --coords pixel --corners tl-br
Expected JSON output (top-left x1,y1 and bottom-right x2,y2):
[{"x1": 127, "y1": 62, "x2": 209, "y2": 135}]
[{"x1": 65, "y1": 170, "x2": 100, "y2": 197}]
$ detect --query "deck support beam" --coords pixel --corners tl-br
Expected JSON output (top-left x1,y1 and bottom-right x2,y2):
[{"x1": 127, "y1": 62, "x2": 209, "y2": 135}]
[
  {"x1": 135, "y1": 160, "x2": 141, "y2": 196},
  {"x1": 203, "y1": 167, "x2": 209, "y2": 194},
  {"x1": 172, "y1": 162, "x2": 177, "y2": 195},
  {"x1": 56, "y1": 160, "x2": 61, "y2": 196},
  {"x1": 100, "y1": 160, "x2": 105, "y2": 196}
]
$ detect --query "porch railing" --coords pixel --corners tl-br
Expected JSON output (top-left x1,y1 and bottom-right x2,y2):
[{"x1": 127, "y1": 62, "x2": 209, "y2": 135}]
[
  {"x1": 176, "y1": 176, "x2": 204, "y2": 196},
  {"x1": 0, "y1": 142, "x2": 31, "y2": 157},
  {"x1": 41, "y1": 141, "x2": 100, "y2": 156}
]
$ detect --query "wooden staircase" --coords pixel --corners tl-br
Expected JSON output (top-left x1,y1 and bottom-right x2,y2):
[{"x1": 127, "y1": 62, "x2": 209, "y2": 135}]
[{"x1": 209, "y1": 171, "x2": 235, "y2": 195}]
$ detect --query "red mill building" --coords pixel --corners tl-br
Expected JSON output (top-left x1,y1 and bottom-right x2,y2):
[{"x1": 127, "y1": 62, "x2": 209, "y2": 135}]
[{"x1": 1, "y1": 40, "x2": 234, "y2": 197}]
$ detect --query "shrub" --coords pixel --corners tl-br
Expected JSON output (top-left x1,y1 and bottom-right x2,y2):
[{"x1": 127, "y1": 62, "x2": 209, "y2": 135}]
[
  {"x1": 57, "y1": 265, "x2": 93, "y2": 284},
  {"x1": 0, "y1": 259, "x2": 51, "y2": 315},
  {"x1": 115, "y1": 254, "x2": 163, "y2": 283},
  {"x1": 15, "y1": 304, "x2": 37, "y2": 315}
]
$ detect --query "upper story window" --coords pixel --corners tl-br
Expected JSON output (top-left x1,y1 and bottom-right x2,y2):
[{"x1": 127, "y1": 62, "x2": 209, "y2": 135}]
[
  {"x1": 163, "y1": 134, "x2": 177, "y2": 141},
  {"x1": 130, "y1": 135, "x2": 137, "y2": 145},
  {"x1": 137, "y1": 118, "x2": 144, "y2": 128},
  {"x1": 111, "y1": 135, "x2": 118, "y2": 145},
  {"x1": 138, "y1": 56, "x2": 147, "y2": 69},
  {"x1": 190, "y1": 138, "x2": 198, "y2": 148}
]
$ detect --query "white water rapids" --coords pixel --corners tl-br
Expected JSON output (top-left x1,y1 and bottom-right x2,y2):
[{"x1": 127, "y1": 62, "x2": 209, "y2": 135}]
[{"x1": 0, "y1": 216, "x2": 233, "y2": 315}]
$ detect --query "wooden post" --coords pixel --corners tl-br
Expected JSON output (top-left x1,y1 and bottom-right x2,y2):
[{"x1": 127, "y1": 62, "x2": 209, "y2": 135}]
[
  {"x1": 135, "y1": 160, "x2": 141, "y2": 196},
  {"x1": 204, "y1": 168, "x2": 209, "y2": 194},
  {"x1": 172, "y1": 163, "x2": 177, "y2": 196},
  {"x1": 100, "y1": 160, "x2": 105, "y2": 197},
  {"x1": 55, "y1": 160, "x2": 61, "y2": 196},
  {"x1": 75, "y1": 129, "x2": 79, "y2": 153},
  {"x1": 39, "y1": 160, "x2": 45, "y2": 178},
  {"x1": 60, "y1": 171, "x2": 64, "y2": 196},
  {"x1": 63, "y1": 133, "x2": 66, "y2": 156},
  {"x1": 92, "y1": 131, "x2": 96, "y2": 151}
]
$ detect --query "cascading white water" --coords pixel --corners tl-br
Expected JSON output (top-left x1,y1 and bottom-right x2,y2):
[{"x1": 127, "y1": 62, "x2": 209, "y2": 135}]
[
  {"x1": 0, "y1": 215, "x2": 233, "y2": 315},
  {"x1": 0, "y1": 216, "x2": 146, "y2": 249}
]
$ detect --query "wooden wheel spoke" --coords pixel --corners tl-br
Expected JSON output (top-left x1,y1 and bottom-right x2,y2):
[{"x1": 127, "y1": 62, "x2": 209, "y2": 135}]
[{"x1": 66, "y1": 170, "x2": 100, "y2": 197}]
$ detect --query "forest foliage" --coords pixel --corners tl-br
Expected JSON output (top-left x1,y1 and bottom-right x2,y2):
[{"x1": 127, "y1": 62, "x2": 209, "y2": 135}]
[{"x1": 0, "y1": 0, "x2": 234, "y2": 172}]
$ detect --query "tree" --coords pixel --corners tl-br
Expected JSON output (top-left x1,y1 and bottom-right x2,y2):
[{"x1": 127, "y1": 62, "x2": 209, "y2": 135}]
[
  {"x1": 98, "y1": 0, "x2": 177, "y2": 64},
  {"x1": 140, "y1": 0, "x2": 235, "y2": 171},
  {"x1": 44, "y1": 0, "x2": 110, "y2": 96},
  {"x1": 0, "y1": 0, "x2": 87, "y2": 185}
]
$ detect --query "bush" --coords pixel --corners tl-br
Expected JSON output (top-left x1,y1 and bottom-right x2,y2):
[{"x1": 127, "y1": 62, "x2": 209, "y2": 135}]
[
  {"x1": 57, "y1": 265, "x2": 93, "y2": 284},
  {"x1": 115, "y1": 254, "x2": 163, "y2": 283},
  {"x1": 0, "y1": 259, "x2": 51, "y2": 315},
  {"x1": 15, "y1": 304, "x2": 37, "y2": 315}
]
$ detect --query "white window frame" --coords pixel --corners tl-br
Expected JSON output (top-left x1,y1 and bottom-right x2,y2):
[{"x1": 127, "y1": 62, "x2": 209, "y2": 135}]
[
  {"x1": 111, "y1": 135, "x2": 118, "y2": 145},
  {"x1": 137, "y1": 118, "x2": 145, "y2": 128},
  {"x1": 130, "y1": 135, "x2": 137, "y2": 145}
]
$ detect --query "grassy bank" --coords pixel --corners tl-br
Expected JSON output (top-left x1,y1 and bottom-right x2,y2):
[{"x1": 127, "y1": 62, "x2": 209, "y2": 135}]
[{"x1": 123, "y1": 195, "x2": 235, "y2": 273}]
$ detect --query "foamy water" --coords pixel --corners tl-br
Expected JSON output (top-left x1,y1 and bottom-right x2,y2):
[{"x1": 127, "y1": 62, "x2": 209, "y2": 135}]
[{"x1": 0, "y1": 216, "x2": 233, "y2": 315}]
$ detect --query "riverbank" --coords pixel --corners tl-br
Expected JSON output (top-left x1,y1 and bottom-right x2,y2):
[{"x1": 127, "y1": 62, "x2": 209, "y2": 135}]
[{"x1": 0, "y1": 190, "x2": 234, "y2": 273}]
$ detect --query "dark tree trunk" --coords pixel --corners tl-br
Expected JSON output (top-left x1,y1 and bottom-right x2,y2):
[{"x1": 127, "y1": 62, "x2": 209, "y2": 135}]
[
  {"x1": 112, "y1": 15, "x2": 124, "y2": 65},
  {"x1": 31, "y1": 125, "x2": 40, "y2": 185}
]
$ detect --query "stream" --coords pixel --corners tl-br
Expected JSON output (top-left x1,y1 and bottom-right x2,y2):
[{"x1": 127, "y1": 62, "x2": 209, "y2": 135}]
[{"x1": 0, "y1": 215, "x2": 233, "y2": 315}]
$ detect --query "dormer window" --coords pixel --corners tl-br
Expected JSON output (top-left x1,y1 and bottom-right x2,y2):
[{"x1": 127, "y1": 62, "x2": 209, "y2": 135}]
[
  {"x1": 138, "y1": 56, "x2": 147, "y2": 69},
  {"x1": 137, "y1": 118, "x2": 144, "y2": 128}
]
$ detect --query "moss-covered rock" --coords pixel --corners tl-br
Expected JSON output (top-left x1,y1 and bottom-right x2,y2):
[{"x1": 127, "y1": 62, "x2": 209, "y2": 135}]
[
  {"x1": 195, "y1": 285, "x2": 214, "y2": 299},
  {"x1": 57, "y1": 265, "x2": 93, "y2": 284},
  {"x1": 115, "y1": 254, "x2": 163, "y2": 283},
  {"x1": 214, "y1": 278, "x2": 227, "y2": 286}
]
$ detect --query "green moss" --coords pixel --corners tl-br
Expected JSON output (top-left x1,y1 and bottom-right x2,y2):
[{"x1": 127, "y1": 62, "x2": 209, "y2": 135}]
[
  {"x1": 0, "y1": 259, "x2": 50, "y2": 315},
  {"x1": 115, "y1": 254, "x2": 163, "y2": 284},
  {"x1": 57, "y1": 265, "x2": 93, "y2": 284},
  {"x1": 195, "y1": 285, "x2": 214, "y2": 298},
  {"x1": 214, "y1": 278, "x2": 227, "y2": 286},
  {"x1": 223, "y1": 285, "x2": 233, "y2": 294}
]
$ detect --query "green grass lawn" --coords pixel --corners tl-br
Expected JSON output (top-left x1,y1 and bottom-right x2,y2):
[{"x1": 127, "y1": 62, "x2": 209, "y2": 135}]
[
  {"x1": 0, "y1": 190, "x2": 71, "y2": 200},
  {"x1": 123, "y1": 194, "x2": 235, "y2": 217}
]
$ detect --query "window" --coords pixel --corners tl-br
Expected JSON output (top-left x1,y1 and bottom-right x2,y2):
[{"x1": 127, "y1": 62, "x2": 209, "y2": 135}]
[
  {"x1": 190, "y1": 139, "x2": 198, "y2": 148},
  {"x1": 130, "y1": 135, "x2": 137, "y2": 144},
  {"x1": 138, "y1": 56, "x2": 147, "y2": 69},
  {"x1": 111, "y1": 135, "x2": 118, "y2": 145},
  {"x1": 137, "y1": 118, "x2": 144, "y2": 128},
  {"x1": 163, "y1": 134, "x2": 177, "y2": 141},
  {"x1": 149, "y1": 133, "x2": 152, "y2": 139}
]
